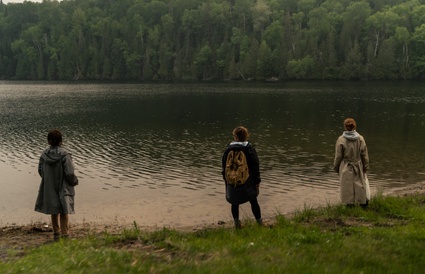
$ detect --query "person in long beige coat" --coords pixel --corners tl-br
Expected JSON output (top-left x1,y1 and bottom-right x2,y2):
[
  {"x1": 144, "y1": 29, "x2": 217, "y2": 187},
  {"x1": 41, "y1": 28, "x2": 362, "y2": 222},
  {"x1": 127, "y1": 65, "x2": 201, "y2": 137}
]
[{"x1": 333, "y1": 118, "x2": 369, "y2": 206}]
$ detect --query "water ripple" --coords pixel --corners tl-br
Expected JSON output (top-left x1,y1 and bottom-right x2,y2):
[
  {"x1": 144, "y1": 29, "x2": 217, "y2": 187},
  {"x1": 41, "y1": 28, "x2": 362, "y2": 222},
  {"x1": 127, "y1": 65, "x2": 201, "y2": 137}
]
[{"x1": 1, "y1": 82, "x2": 425, "y2": 208}]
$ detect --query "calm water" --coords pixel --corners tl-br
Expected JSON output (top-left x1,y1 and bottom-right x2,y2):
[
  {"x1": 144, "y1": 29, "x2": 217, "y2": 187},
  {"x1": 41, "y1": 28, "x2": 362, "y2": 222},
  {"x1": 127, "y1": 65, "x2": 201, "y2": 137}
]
[{"x1": 1, "y1": 81, "x2": 424, "y2": 227}]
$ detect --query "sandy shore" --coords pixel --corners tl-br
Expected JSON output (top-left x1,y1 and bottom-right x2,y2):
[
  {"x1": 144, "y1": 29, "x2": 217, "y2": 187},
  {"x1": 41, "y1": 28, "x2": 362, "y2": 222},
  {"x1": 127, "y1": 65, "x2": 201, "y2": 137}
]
[
  {"x1": 1, "y1": 182, "x2": 424, "y2": 262},
  {"x1": 381, "y1": 182, "x2": 425, "y2": 197}
]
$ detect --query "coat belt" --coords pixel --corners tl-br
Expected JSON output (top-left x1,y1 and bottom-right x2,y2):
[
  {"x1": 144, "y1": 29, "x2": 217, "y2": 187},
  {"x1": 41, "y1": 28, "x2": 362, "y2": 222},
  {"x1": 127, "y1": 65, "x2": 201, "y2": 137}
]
[{"x1": 344, "y1": 159, "x2": 361, "y2": 174}]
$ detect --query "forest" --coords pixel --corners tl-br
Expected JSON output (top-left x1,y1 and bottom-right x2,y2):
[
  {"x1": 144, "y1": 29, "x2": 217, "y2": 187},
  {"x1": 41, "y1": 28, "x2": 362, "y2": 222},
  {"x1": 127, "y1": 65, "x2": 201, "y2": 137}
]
[{"x1": 0, "y1": 0, "x2": 424, "y2": 81}]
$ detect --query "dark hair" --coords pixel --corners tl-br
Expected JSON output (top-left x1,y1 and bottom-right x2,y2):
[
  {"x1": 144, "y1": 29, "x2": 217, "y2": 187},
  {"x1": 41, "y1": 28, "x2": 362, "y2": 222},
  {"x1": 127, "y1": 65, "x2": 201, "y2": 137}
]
[
  {"x1": 232, "y1": 126, "x2": 249, "y2": 142},
  {"x1": 47, "y1": 129, "x2": 62, "y2": 146},
  {"x1": 344, "y1": 118, "x2": 356, "y2": 131}
]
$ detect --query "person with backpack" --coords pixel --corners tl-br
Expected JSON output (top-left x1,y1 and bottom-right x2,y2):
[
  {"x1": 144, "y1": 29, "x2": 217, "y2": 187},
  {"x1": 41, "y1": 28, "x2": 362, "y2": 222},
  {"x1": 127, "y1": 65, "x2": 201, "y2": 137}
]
[
  {"x1": 35, "y1": 129, "x2": 79, "y2": 241},
  {"x1": 222, "y1": 126, "x2": 262, "y2": 228},
  {"x1": 333, "y1": 118, "x2": 369, "y2": 208}
]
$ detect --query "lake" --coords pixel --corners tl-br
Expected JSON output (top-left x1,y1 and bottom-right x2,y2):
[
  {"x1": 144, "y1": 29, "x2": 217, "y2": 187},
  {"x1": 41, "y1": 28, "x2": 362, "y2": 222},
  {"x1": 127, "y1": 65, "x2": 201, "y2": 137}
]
[{"x1": 0, "y1": 81, "x2": 424, "y2": 228}]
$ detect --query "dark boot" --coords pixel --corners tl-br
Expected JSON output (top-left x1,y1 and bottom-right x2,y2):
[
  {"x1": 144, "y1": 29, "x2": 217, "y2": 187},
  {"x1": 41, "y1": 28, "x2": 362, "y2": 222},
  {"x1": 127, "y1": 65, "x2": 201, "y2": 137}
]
[
  {"x1": 234, "y1": 219, "x2": 242, "y2": 229},
  {"x1": 53, "y1": 233, "x2": 61, "y2": 242}
]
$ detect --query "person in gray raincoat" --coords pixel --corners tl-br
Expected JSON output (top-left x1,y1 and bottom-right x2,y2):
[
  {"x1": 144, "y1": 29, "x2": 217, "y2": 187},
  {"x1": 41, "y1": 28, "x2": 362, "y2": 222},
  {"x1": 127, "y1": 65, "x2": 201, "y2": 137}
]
[
  {"x1": 35, "y1": 129, "x2": 78, "y2": 240},
  {"x1": 333, "y1": 118, "x2": 369, "y2": 207}
]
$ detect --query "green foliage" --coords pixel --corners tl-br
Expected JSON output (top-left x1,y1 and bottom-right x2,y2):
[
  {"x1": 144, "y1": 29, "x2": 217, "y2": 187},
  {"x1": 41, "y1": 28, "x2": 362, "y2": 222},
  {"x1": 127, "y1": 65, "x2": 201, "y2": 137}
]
[
  {"x1": 411, "y1": 23, "x2": 425, "y2": 78},
  {"x1": 286, "y1": 56, "x2": 314, "y2": 79},
  {"x1": 0, "y1": 0, "x2": 425, "y2": 80}
]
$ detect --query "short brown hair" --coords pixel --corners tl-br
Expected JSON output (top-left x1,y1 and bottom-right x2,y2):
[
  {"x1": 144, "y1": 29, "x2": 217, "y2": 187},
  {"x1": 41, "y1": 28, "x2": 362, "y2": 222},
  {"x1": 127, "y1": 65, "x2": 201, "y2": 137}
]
[
  {"x1": 232, "y1": 126, "x2": 249, "y2": 142},
  {"x1": 344, "y1": 118, "x2": 356, "y2": 131},
  {"x1": 47, "y1": 129, "x2": 62, "y2": 146}
]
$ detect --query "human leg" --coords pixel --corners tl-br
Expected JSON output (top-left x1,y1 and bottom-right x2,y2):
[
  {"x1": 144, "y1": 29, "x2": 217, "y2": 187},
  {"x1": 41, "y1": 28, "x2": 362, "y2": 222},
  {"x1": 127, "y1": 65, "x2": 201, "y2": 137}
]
[
  {"x1": 60, "y1": 214, "x2": 69, "y2": 237},
  {"x1": 249, "y1": 199, "x2": 262, "y2": 224},
  {"x1": 51, "y1": 214, "x2": 61, "y2": 241},
  {"x1": 231, "y1": 204, "x2": 241, "y2": 228}
]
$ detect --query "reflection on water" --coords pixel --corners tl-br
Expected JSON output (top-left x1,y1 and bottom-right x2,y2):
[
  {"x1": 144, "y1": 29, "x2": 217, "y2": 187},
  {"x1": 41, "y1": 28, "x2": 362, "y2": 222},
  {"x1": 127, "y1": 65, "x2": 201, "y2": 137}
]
[{"x1": 0, "y1": 81, "x2": 424, "y2": 225}]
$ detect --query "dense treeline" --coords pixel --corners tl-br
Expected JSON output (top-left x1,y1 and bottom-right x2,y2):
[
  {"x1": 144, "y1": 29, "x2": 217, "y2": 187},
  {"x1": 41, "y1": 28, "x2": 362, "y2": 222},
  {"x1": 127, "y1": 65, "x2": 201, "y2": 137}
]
[{"x1": 0, "y1": 0, "x2": 424, "y2": 81}]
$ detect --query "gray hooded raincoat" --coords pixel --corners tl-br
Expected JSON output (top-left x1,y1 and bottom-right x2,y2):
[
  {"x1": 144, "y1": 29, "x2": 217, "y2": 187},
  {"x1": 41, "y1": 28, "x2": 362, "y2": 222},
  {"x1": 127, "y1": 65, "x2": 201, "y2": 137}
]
[
  {"x1": 333, "y1": 131, "x2": 369, "y2": 204},
  {"x1": 35, "y1": 146, "x2": 78, "y2": 215}
]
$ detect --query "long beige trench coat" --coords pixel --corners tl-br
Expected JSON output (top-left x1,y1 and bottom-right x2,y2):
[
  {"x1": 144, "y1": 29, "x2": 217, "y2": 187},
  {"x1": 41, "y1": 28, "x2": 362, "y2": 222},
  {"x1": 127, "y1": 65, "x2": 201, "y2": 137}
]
[{"x1": 333, "y1": 131, "x2": 369, "y2": 204}]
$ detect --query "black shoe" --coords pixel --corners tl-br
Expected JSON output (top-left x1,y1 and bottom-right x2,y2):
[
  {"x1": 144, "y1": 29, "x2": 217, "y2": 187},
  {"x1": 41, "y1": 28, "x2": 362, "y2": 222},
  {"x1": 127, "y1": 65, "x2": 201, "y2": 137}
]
[
  {"x1": 53, "y1": 233, "x2": 60, "y2": 242},
  {"x1": 361, "y1": 200, "x2": 369, "y2": 209},
  {"x1": 234, "y1": 219, "x2": 242, "y2": 229}
]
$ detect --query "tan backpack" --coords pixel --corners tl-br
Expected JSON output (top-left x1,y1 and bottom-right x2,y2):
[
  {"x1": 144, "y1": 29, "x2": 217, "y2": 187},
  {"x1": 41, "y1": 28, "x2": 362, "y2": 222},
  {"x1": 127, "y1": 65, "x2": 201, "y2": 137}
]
[{"x1": 225, "y1": 150, "x2": 250, "y2": 186}]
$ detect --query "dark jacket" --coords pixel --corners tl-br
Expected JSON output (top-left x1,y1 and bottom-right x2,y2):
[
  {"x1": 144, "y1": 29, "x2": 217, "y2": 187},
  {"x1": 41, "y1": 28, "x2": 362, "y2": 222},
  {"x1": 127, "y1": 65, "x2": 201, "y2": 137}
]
[
  {"x1": 35, "y1": 146, "x2": 78, "y2": 215},
  {"x1": 222, "y1": 141, "x2": 261, "y2": 204}
]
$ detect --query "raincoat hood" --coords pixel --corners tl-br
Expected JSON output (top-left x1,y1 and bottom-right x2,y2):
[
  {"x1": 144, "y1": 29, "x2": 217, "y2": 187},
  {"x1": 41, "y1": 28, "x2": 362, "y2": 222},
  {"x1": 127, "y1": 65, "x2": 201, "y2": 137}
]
[
  {"x1": 41, "y1": 146, "x2": 67, "y2": 165},
  {"x1": 343, "y1": 130, "x2": 360, "y2": 141}
]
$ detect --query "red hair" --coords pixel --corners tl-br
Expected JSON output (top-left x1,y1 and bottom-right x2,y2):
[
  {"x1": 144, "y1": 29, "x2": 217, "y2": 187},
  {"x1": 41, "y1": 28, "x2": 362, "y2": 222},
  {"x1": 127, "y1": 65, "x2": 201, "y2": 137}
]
[{"x1": 344, "y1": 118, "x2": 356, "y2": 131}]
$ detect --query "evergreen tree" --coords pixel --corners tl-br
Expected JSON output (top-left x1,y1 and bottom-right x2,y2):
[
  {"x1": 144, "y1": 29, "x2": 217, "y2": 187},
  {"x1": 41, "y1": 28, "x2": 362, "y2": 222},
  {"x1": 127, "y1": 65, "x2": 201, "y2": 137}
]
[{"x1": 0, "y1": 0, "x2": 424, "y2": 80}]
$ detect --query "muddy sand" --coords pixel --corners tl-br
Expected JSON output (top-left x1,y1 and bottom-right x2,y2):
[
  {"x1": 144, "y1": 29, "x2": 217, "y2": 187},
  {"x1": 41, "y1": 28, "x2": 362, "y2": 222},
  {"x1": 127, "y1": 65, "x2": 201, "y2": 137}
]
[{"x1": 1, "y1": 182, "x2": 424, "y2": 262}]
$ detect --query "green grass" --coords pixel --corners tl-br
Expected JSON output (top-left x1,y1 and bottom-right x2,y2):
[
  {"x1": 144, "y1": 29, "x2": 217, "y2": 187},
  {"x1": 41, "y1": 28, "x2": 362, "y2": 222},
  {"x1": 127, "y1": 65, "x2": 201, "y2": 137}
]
[{"x1": 1, "y1": 193, "x2": 424, "y2": 273}]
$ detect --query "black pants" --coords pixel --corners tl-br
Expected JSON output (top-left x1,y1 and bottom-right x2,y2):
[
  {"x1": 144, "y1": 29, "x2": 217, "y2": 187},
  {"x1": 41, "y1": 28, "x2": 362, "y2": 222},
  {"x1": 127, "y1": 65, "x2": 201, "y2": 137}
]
[{"x1": 231, "y1": 198, "x2": 261, "y2": 220}]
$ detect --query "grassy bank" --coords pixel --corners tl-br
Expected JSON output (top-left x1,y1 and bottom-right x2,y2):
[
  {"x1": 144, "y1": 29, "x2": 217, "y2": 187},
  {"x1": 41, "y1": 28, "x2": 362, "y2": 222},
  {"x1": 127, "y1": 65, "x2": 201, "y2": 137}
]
[{"x1": 1, "y1": 193, "x2": 424, "y2": 273}]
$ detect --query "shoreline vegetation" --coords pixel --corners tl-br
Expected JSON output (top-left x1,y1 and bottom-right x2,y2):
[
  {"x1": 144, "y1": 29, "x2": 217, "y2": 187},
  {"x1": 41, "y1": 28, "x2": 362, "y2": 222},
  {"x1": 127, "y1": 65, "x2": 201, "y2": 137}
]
[
  {"x1": 1, "y1": 183, "x2": 424, "y2": 273},
  {"x1": 1, "y1": 0, "x2": 425, "y2": 81}
]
